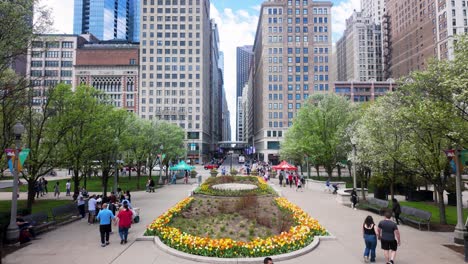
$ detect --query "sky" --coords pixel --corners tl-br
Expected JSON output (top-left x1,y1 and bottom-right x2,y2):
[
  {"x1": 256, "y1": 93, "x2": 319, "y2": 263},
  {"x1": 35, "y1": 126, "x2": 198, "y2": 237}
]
[{"x1": 41, "y1": 0, "x2": 361, "y2": 139}]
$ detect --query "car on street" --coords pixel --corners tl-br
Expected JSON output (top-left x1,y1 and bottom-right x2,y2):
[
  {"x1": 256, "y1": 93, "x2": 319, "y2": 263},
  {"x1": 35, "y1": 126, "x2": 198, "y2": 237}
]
[{"x1": 203, "y1": 163, "x2": 219, "y2": 170}]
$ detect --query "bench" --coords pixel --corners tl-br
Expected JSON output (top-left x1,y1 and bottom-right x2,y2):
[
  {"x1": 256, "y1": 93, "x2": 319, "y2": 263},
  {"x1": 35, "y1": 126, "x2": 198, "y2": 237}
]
[
  {"x1": 400, "y1": 206, "x2": 431, "y2": 231},
  {"x1": 51, "y1": 204, "x2": 81, "y2": 225},
  {"x1": 360, "y1": 197, "x2": 389, "y2": 215},
  {"x1": 23, "y1": 211, "x2": 56, "y2": 235}
]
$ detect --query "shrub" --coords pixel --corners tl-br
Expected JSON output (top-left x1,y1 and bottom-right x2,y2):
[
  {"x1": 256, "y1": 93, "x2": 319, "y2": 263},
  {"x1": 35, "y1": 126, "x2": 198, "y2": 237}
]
[
  {"x1": 190, "y1": 170, "x2": 197, "y2": 178},
  {"x1": 230, "y1": 168, "x2": 238, "y2": 176}
]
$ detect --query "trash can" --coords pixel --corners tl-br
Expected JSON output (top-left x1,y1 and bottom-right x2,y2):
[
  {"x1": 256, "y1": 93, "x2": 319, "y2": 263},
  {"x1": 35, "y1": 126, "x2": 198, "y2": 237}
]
[{"x1": 197, "y1": 174, "x2": 202, "y2": 186}]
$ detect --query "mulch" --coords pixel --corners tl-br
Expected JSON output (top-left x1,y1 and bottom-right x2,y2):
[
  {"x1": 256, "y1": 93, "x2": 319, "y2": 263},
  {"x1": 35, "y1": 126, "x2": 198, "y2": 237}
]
[{"x1": 443, "y1": 244, "x2": 464, "y2": 255}]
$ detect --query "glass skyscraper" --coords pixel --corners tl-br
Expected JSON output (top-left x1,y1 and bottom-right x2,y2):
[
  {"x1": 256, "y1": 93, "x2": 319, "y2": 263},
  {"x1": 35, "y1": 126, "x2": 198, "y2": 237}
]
[{"x1": 73, "y1": 0, "x2": 140, "y2": 42}]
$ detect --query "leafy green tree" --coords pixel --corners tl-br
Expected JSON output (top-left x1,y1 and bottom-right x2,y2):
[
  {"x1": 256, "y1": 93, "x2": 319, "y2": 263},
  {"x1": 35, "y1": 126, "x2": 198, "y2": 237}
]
[{"x1": 286, "y1": 94, "x2": 357, "y2": 180}]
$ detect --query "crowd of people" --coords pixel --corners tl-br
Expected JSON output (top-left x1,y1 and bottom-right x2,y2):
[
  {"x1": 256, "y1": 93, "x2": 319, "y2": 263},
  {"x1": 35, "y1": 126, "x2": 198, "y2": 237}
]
[{"x1": 277, "y1": 170, "x2": 305, "y2": 191}]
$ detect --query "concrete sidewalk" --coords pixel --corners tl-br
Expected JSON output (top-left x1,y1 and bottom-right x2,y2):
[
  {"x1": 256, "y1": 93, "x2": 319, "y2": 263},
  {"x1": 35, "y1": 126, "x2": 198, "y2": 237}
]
[{"x1": 3, "y1": 173, "x2": 465, "y2": 264}]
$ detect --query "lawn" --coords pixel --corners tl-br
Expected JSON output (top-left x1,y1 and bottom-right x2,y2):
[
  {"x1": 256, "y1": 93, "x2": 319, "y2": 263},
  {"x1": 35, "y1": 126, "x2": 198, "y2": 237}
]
[
  {"x1": 1, "y1": 175, "x2": 160, "y2": 193},
  {"x1": 308, "y1": 176, "x2": 375, "y2": 193},
  {"x1": 400, "y1": 201, "x2": 468, "y2": 226}
]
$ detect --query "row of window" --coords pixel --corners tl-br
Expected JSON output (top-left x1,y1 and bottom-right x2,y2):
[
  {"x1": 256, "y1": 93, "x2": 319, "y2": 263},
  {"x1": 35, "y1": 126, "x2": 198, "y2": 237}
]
[
  {"x1": 142, "y1": 0, "x2": 199, "y2": 6},
  {"x1": 30, "y1": 61, "x2": 73, "y2": 68},
  {"x1": 30, "y1": 70, "x2": 72, "y2": 77},
  {"x1": 267, "y1": 83, "x2": 329, "y2": 91},
  {"x1": 141, "y1": 81, "x2": 200, "y2": 88},
  {"x1": 142, "y1": 97, "x2": 201, "y2": 105},
  {"x1": 266, "y1": 130, "x2": 283, "y2": 138},
  {"x1": 141, "y1": 48, "x2": 201, "y2": 55},
  {"x1": 31, "y1": 51, "x2": 73, "y2": 58},
  {"x1": 141, "y1": 56, "x2": 200, "y2": 63},
  {"x1": 141, "y1": 64, "x2": 200, "y2": 71},
  {"x1": 141, "y1": 73, "x2": 201, "y2": 79},
  {"x1": 142, "y1": 31, "x2": 200, "y2": 39},
  {"x1": 31, "y1": 41, "x2": 74, "y2": 49},
  {"x1": 31, "y1": 80, "x2": 71, "y2": 87}
]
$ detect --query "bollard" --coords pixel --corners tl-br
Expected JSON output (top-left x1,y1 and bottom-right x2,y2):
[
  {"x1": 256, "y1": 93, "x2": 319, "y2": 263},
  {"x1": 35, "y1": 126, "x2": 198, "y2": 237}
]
[{"x1": 197, "y1": 174, "x2": 202, "y2": 186}]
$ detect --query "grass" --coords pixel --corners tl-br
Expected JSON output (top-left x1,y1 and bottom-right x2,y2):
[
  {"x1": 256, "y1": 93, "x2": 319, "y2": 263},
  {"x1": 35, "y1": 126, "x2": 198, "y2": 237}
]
[
  {"x1": 308, "y1": 175, "x2": 376, "y2": 193},
  {"x1": 400, "y1": 201, "x2": 468, "y2": 226},
  {"x1": 0, "y1": 175, "x2": 160, "y2": 193}
]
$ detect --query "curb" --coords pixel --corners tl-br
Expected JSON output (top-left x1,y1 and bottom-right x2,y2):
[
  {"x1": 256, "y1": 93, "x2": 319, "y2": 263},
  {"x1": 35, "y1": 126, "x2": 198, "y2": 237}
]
[{"x1": 151, "y1": 235, "x2": 334, "y2": 263}]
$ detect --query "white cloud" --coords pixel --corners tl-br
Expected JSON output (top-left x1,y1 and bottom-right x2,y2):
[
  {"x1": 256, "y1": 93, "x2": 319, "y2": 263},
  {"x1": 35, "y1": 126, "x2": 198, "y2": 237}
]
[
  {"x1": 43, "y1": 0, "x2": 74, "y2": 33},
  {"x1": 210, "y1": 4, "x2": 258, "y2": 139},
  {"x1": 331, "y1": 0, "x2": 361, "y2": 41}
]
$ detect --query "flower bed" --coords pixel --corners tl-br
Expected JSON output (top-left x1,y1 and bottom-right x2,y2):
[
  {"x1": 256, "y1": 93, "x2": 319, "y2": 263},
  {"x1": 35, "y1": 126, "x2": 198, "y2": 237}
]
[
  {"x1": 145, "y1": 197, "x2": 328, "y2": 258},
  {"x1": 194, "y1": 176, "x2": 276, "y2": 197}
]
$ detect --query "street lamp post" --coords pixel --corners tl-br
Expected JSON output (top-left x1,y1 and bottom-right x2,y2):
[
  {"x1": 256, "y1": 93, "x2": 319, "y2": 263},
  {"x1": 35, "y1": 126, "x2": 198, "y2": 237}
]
[
  {"x1": 114, "y1": 138, "x2": 119, "y2": 194},
  {"x1": 159, "y1": 144, "x2": 164, "y2": 183},
  {"x1": 350, "y1": 137, "x2": 357, "y2": 191},
  {"x1": 6, "y1": 122, "x2": 25, "y2": 243},
  {"x1": 454, "y1": 149, "x2": 468, "y2": 244}
]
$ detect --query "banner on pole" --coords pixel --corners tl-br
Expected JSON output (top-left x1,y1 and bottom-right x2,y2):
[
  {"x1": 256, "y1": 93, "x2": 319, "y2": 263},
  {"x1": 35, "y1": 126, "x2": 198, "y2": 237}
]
[
  {"x1": 4, "y1": 148, "x2": 30, "y2": 173},
  {"x1": 5, "y1": 149, "x2": 15, "y2": 173}
]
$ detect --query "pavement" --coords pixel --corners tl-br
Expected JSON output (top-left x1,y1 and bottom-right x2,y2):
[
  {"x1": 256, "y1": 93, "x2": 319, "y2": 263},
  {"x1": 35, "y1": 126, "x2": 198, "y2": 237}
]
[{"x1": 2, "y1": 167, "x2": 466, "y2": 264}]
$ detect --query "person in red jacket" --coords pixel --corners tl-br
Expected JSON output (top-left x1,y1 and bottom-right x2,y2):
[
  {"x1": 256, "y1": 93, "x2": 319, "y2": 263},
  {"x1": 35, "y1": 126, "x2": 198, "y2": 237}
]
[{"x1": 116, "y1": 202, "x2": 133, "y2": 244}]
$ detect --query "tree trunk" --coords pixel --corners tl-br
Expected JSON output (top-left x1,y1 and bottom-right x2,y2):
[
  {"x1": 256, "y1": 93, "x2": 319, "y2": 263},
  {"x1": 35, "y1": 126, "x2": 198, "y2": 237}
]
[
  {"x1": 437, "y1": 189, "x2": 447, "y2": 224},
  {"x1": 136, "y1": 162, "x2": 142, "y2": 190},
  {"x1": 390, "y1": 181, "x2": 395, "y2": 201},
  {"x1": 337, "y1": 165, "x2": 342, "y2": 179},
  {"x1": 26, "y1": 179, "x2": 35, "y2": 212},
  {"x1": 325, "y1": 166, "x2": 333, "y2": 181},
  {"x1": 102, "y1": 169, "x2": 109, "y2": 197},
  {"x1": 73, "y1": 169, "x2": 80, "y2": 200},
  {"x1": 360, "y1": 172, "x2": 366, "y2": 201},
  {"x1": 315, "y1": 165, "x2": 320, "y2": 177}
]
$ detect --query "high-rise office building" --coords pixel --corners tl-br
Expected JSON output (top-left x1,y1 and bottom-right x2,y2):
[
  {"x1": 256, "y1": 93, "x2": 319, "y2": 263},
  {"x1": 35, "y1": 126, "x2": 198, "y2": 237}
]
[
  {"x1": 73, "y1": 0, "x2": 140, "y2": 42},
  {"x1": 27, "y1": 34, "x2": 90, "y2": 110},
  {"x1": 435, "y1": 0, "x2": 468, "y2": 60},
  {"x1": 252, "y1": 0, "x2": 333, "y2": 163},
  {"x1": 361, "y1": 0, "x2": 385, "y2": 24},
  {"x1": 236, "y1": 45, "x2": 253, "y2": 141},
  {"x1": 336, "y1": 11, "x2": 383, "y2": 82},
  {"x1": 210, "y1": 20, "x2": 223, "y2": 150},
  {"x1": 383, "y1": 0, "x2": 437, "y2": 79},
  {"x1": 139, "y1": 0, "x2": 212, "y2": 163}
]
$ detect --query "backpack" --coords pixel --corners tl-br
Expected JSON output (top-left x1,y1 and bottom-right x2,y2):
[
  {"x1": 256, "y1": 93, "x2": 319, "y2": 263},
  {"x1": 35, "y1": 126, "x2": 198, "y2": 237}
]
[{"x1": 133, "y1": 215, "x2": 140, "y2": 223}]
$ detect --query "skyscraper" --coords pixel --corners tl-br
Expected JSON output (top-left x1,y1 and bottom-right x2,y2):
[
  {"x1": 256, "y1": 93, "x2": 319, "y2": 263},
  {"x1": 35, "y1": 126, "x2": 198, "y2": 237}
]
[
  {"x1": 252, "y1": 0, "x2": 333, "y2": 163},
  {"x1": 236, "y1": 46, "x2": 253, "y2": 141},
  {"x1": 361, "y1": 0, "x2": 386, "y2": 24},
  {"x1": 336, "y1": 11, "x2": 383, "y2": 82},
  {"x1": 139, "y1": 0, "x2": 212, "y2": 163},
  {"x1": 73, "y1": 0, "x2": 140, "y2": 42}
]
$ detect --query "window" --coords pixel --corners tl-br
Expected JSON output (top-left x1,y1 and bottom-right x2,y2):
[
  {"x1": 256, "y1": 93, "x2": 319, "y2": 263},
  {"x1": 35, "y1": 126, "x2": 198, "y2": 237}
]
[
  {"x1": 46, "y1": 41, "x2": 59, "y2": 48},
  {"x1": 61, "y1": 70, "x2": 72, "y2": 77},
  {"x1": 61, "y1": 61, "x2": 72, "y2": 67},
  {"x1": 61, "y1": 51, "x2": 73, "y2": 58},
  {"x1": 46, "y1": 51, "x2": 59, "y2": 58},
  {"x1": 31, "y1": 61, "x2": 42, "y2": 67},
  {"x1": 62, "y1": 41, "x2": 73, "y2": 48}
]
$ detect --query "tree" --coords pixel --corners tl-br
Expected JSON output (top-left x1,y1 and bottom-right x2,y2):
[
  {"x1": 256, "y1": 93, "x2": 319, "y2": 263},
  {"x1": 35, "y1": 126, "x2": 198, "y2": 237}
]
[
  {"x1": 287, "y1": 94, "x2": 357, "y2": 180},
  {"x1": 22, "y1": 84, "x2": 74, "y2": 210}
]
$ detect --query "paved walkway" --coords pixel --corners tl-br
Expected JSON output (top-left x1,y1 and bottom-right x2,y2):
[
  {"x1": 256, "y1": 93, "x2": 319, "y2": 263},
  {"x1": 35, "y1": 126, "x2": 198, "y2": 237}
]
[{"x1": 3, "y1": 173, "x2": 465, "y2": 264}]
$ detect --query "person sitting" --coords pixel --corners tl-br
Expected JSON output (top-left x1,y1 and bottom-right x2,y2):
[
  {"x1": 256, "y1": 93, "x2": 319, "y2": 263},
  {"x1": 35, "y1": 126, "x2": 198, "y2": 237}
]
[
  {"x1": 16, "y1": 214, "x2": 36, "y2": 241},
  {"x1": 332, "y1": 183, "x2": 339, "y2": 194}
]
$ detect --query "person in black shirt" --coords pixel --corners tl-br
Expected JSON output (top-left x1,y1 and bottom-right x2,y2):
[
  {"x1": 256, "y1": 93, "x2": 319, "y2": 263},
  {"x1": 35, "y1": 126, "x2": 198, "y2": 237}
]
[
  {"x1": 392, "y1": 198, "x2": 402, "y2": 225},
  {"x1": 362, "y1": 215, "x2": 378, "y2": 263},
  {"x1": 378, "y1": 210, "x2": 401, "y2": 264}
]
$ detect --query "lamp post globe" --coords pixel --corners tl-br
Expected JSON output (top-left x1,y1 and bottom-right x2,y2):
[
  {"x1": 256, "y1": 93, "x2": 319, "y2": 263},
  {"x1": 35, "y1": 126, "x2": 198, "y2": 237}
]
[{"x1": 6, "y1": 122, "x2": 25, "y2": 243}]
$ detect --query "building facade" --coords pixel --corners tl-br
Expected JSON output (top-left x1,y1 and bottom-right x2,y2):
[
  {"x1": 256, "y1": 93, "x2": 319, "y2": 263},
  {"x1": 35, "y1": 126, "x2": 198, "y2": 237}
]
[
  {"x1": 435, "y1": 0, "x2": 468, "y2": 60},
  {"x1": 334, "y1": 79, "x2": 396, "y2": 102},
  {"x1": 210, "y1": 21, "x2": 223, "y2": 152},
  {"x1": 27, "y1": 34, "x2": 89, "y2": 110},
  {"x1": 74, "y1": 42, "x2": 139, "y2": 113},
  {"x1": 361, "y1": 0, "x2": 386, "y2": 24},
  {"x1": 237, "y1": 97, "x2": 244, "y2": 142},
  {"x1": 139, "y1": 0, "x2": 212, "y2": 163},
  {"x1": 384, "y1": 0, "x2": 437, "y2": 79},
  {"x1": 336, "y1": 11, "x2": 383, "y2": 82},
  {"x1": 252, "y1": 0, "x2": 333, "y2": 163},
  {"x1": 73, "y1": 0, "x2": 140, "y2": 42},
  {"x1": 236, "y1": 45, "x2": 253, "y2": 141}
]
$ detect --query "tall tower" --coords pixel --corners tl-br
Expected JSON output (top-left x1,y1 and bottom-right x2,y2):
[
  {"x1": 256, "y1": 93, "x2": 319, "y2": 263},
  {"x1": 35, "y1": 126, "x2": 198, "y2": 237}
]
[
  {"x1": 139, "y1": 0, "x2": 212, "y2": 163},
  {"x1": 252, "y1": 0, "x2": 333, "y2": 163},
  {"x1": 73, "y1": 0, "x2": 140, "y2": 42},
  {"x1": 336, "y1": 11, "x2": 383, "y2": 82},
  {"x1": 361, "y1": 0, "x2": 385, "y2": 24},
  {"x1": 236, "y1": 45, "x2": 253, "y2": 142}
]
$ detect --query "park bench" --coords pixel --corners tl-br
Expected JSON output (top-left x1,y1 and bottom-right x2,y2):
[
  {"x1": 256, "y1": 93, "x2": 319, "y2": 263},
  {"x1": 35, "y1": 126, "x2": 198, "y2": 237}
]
[
  {"x1": 400, "y1": 206, "x2": 431, "y2": 231},
  {"x1": 23, "y1": 211, "x2": 56, "y2": 235},
  {"x1": 360, "y1": 197, "x2": 389, "y2": 215},
  {"x1": 51, "y1": 204, "x2": 81, "y2": 225}
]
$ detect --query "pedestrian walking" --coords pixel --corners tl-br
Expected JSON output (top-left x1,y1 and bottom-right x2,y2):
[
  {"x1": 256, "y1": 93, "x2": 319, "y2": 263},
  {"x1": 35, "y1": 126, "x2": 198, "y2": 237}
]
[
  {"x1": 351, "y1": 189, "x2": 358, "y2": 210},
  {"x1": 296, "y1": 177, "x2": 303, "y2": 191},
  {"x1": 288, "y1": 173, "x2": 293, "y2": 188},
  {"x1": 149, "y1": 178, "x2": 155, "y2": 192},
  {"x1": 278, "y1": 172, "x2": 284, "y2": 187},
  {"x1": 77, "y1": 193, "x2": 86, "y2": 218},
  {"x1": 43, "y1": 178, "x2": 48, "y2": 194},
  {"x1": 54, "y1": 182, "x2": 60, "y2": 198},
  {"x1": 116, "y1": 202, "x2": 133, "y2": 244},
  {"x1": 96, "y1": 203, "x2": 115, "y2": 247},
  {"x1": 392, "y1": 198, "x2": 402, "y2": 225},
  {"x1": 65, "y1": 180, "x2": 71, "y2": 196},
  {"x1": 377, "y1": 210, "x2": 401, "y2": 264},
  {"x1": 88, "y1": 195, "x2": 97, "y2": 224},
  {"x1": 362, "y1": 215, "x2": 378, "y2": 263}
]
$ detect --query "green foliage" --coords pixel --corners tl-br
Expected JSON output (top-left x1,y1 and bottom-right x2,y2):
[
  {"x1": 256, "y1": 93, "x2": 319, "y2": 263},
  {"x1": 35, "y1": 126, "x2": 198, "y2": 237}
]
[{"x1": 282, "y1": 94, "x2": 358, "y2": 178}]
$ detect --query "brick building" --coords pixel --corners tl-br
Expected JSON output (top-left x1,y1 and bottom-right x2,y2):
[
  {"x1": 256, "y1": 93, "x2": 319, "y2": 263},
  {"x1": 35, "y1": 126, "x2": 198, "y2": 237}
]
[{"x1": 75, "y1": 42, "x2": 139, "y2": 113}]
